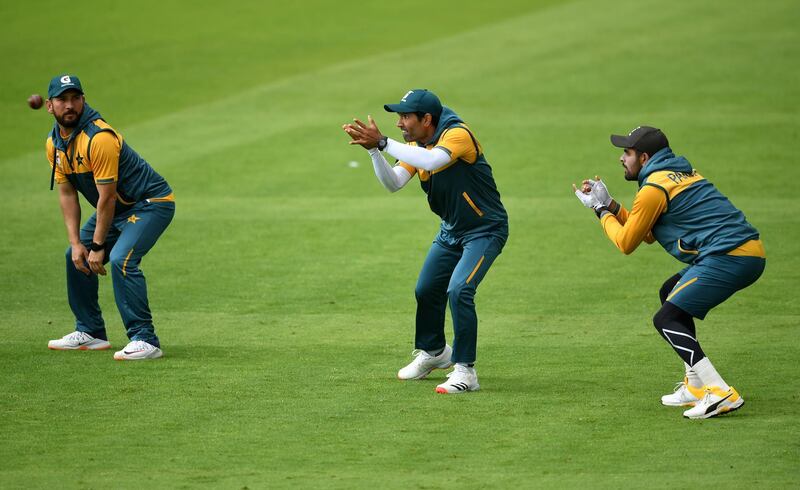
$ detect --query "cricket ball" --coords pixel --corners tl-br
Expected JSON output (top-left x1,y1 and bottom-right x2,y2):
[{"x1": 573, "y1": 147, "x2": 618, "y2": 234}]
[{"x1": 28, "y1": 94, "x2": 43, "y2": 110}]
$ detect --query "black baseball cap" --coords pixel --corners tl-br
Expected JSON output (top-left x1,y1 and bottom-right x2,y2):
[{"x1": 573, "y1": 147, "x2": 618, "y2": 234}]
[
  {"x1": 384, "y1": 89, "x2": 442, "y2": 118},
  {"x1": 48, "y1": 74, "x2": 84, "y2": 99},
  {"x1": 610, "y1": 126, "x2": 669, "y2": 156}
]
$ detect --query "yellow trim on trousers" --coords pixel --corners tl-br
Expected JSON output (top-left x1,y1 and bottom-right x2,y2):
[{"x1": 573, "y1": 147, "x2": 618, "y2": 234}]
[
  {"x1": 122, "y1": 248, "x2": 134, "y2": 277},
  {"x1": 666, "y1": 276, "x2": 698, "y2": 302},
  {"x1": 466, "y1": 256, "x2": 485, "y2": 284}
]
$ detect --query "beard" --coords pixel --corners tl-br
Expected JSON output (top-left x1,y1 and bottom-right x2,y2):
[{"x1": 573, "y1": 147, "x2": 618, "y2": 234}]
[
  {"x1": 55, "y1": 109, "x2": 81, "y2": 128},
  {"x1": 623, "y1": 162, "x2": 641, "y2": 181}
]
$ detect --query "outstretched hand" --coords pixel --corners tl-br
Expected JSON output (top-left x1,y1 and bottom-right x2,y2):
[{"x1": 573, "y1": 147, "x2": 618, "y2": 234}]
[{"x1": 342, "y1": 115, "x2": 384, "y2": 149}]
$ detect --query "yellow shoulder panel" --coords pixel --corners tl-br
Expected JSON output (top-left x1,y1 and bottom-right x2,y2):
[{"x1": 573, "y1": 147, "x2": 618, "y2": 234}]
[
  {"x1": 436, "y1": 126, "x2": 479, "y2": 164},
  {"x1": 92, "y1": 120, "x2": 123, "y2": 142},
  {"x1": 645, "y1": 170, "x2": 705, "y2": 200}
]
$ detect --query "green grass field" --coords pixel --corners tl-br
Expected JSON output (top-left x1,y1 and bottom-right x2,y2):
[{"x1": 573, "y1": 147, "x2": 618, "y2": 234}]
[{"x1": 1, "y1": 0, "x2": 798, "y2": 487}]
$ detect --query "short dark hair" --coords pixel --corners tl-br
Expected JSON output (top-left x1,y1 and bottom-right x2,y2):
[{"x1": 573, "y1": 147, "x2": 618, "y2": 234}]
[{"x1": 414, "y1": 111, "x2": 440, "y2": 127}]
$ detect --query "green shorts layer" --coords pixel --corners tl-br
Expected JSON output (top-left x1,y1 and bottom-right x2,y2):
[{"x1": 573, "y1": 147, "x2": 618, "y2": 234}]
[{"x1": 667, "y1": 254, "x2": 765, "y2": 320}]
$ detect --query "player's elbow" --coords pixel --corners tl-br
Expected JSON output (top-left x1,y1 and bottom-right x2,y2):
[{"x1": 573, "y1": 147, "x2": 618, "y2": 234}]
[
  {"x1": 617, "y1": 241, "x2": 638, "y2": 255},
  {"x1": 382, "y1": 181, "x2": 402, "y2": 193},
  {"x1": 97, "y1": 192, "x2": 117, "y2": 204}
]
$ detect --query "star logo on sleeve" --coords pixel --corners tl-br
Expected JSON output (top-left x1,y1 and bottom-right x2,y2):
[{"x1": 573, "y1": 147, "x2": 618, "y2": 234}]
[
  {"x1": 76, "y1": 154, "x2": 84, "y2": 167},
  {"x1": 127, "y1": 214, "x2": 140, "y2": 224}
]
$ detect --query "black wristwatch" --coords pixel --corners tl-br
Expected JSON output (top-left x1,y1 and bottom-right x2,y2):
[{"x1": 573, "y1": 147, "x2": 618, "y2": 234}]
[
  {"x1": 377, "y1": 136, "x2": 388, "y2": 151},
  {"x1": 90, "y1": 242, "x2": 105, "y2": 252}
]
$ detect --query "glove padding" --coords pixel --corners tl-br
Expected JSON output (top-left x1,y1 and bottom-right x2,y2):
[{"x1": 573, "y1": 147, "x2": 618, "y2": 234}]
[
  {"x1": 588, "y1": 177, "x2": 613, "y2": 207},
  {"x1": 574, "y1": 185, "x2": 604, "y2": 210}
]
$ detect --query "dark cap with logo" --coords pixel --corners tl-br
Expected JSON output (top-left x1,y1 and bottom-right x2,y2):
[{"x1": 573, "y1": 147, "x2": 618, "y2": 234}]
[
  {"x1": 48, "y1": 74, "x2": 84, "y2": 99},
  {"x1": 384, "y1": 89, "x2": 442, "y2": 118},
  {"x1": 610, "y1": 126, "x2": 669, "y2": 156}
]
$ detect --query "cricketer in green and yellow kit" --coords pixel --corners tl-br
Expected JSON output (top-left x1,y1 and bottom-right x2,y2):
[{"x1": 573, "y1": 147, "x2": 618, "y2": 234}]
[
  {"x1": 344, "y1": 89, "x2": 508, "y2": 394},
  {"x1": 44, "y1": 74, "x2": 174, "y2": 360},
  {"x1": 575, "y1": 126, "x2": 765, "y2": 419}
]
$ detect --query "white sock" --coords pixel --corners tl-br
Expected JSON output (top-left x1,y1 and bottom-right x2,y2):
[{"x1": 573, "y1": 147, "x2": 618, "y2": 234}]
[
  {"x1": 684, "y1": 362, "x2": 704, "y2": 389},
  {"x1": 692, "y1": 357, "x2": 730, "y2": 391}
]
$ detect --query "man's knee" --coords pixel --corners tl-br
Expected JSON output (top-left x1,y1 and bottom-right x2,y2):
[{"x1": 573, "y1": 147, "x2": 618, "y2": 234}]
[
  {"x1": 447, "y1": 283, "x2": 475, "y2": 306},
  {"x1": 415, "y1": 280, "x2": 439, "y2": 301},
  {"x1": 659, "y1": 273, "x2": 682, "y2": 304},
  {"x1": 653, "y1": 301, "x2": 691, "y2": 330},
  {"x1": 108, "y1": 250, "x2": 130, "y2": 272}
]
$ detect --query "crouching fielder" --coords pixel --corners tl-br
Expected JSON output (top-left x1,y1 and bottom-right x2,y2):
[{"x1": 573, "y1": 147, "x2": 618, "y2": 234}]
[
  {"x1": 574, "y1": 126, "x2": 765, "y2": 419},
  {"x1": 343, "y1": 89, "x2": 508, "y2": 394}
]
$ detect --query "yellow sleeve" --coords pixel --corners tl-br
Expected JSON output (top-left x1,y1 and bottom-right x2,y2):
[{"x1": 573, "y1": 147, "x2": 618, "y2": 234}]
[
  {"x1": 600, "y1": 185, "x2": 667, "y2": 254},
  {"x1": 89, "y1": 131, "x2": 121, "y2": 184},
  {"x1": 614, "y1": 204, "x2": 655, "y2": 243},
  {"x1": 46, "y1": 138, "x2": 67, "y2": 184},
  {"x1": 435, "y1": 127, "x2": 478, "y2": 164}
]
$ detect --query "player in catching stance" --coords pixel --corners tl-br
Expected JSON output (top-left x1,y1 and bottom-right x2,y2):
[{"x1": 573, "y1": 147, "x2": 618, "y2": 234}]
[
  {"x1": 344, "y1": 89, "x2": 508, "y2": 394},
  {"x1": 574, "y1": 126, "x2": 765, "y2": 419}
]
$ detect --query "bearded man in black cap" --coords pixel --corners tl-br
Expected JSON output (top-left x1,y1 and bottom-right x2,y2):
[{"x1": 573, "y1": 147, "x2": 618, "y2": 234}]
[{"x1": 574, "y1": 126, "x2": 766, "y2": 419}]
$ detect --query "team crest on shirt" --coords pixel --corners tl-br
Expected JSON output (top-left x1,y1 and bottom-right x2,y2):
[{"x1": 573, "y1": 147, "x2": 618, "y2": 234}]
[
  {"x1": 55, "y1": 153, "x2": 63, "y2": 170},
  {"x1": 76, "y1": 154, "x2": 84, "y2": 167}
]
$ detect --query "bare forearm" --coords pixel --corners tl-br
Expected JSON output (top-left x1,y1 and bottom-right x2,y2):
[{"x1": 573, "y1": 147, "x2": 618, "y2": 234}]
[
  {"x1": 93, "y1": 196, "x2": 116, "y2": 244},
  {"x1": 58, "y1": 187, "x2": 82, "y2": 246}
]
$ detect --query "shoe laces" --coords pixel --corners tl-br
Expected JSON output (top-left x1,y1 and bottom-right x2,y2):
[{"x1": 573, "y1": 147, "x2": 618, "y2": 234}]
[
  {"x1": 410, "y1": 349, "x2": 433, "y2": 360},
  {"x1": 65, "y1": 331, "x2": 91, "y2": 342},
  {"x1": 698, "y1": 388, "x2": 716, "y2": 404},
  {"x1": 126, "y1": 340, "x2": 152, "y2": 351}
]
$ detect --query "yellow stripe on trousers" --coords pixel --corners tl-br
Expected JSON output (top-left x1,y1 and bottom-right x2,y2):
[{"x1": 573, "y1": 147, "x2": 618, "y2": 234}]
[
  {"x1": 122, "y1": 248, "x2": 134, "y2": 277},
  {"x1": 466, "y1": 256, "x2": 485, "y2": 284},
  {"x1": 666, "y1": 276, "x2": 698, "y2": 302}
]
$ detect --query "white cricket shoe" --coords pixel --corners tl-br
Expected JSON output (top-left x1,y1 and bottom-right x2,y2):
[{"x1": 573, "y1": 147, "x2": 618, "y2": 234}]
[
  {"x1": 435, "y1": 364, "x2": 480, "y2": 394},
  {"x1": 683, "y1": 386, "x2": 744, "y2": 419},
  {"x1": 661, "y1": 377, "x2": 705, "y2": 407},
  {"x1": 48, "y1": 331, "x2": 111, "y2": 351},
  {"x1": 113, "y1": 340, "x2": 163, "y2": 361},
  {"x1": 397, "y1": 345, "x2": 453, "y2": 380}
]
